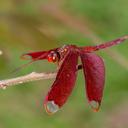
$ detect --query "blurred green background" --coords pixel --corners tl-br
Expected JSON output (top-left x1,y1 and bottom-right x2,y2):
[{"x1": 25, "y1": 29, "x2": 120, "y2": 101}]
[{"x1": 0, "y1": 0, "x2": 128, "y2": 128}]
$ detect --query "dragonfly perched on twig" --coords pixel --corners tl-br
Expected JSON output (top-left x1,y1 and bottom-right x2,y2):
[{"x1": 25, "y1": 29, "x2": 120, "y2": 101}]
[{"x1": 21, "y1": 35, "x2": 128, "y2": 114}]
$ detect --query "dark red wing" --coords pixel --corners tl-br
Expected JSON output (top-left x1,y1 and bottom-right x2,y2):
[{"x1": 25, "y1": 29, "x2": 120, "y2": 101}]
[
  {"x1": 44, "y1": 51, "x2": 78, "y2": 114},
  {"x1": 21, "y1": 51, "x2": 49, "y2": 60},
  {"x1": 80, "y1": 53, "x2": 105, "y2": 112},
  {"x1": 21, "y1": 48, "x2": 58, "y2": 61},
  {"x1": 82, "y1": 35, "x2": 128, "y2": 52}
]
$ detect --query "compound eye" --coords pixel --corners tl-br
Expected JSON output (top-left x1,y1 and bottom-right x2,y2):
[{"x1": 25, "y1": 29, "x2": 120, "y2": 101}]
[{"x1": 47, "y1": 51, "x2": 58, "y2": 63}]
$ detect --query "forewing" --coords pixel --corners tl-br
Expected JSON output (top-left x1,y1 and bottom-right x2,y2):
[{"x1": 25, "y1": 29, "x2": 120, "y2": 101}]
[
  {"x1": 44, "y1": 51, "x2": 78, "y2": 114},
  {"x1": 21, "y1": 48, "x2": 58, "y2": 61},
  {"x1": 21, "y1": 51, "x2": 49, "y2": 60},
  {"x1": 80, "y1": 53, "x2": 105, "y2": 111}
]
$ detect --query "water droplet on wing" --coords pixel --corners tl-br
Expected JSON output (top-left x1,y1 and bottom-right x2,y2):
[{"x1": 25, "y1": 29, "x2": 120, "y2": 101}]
[
  {"x1": 44, "y1": 101, "x2": 59, "y2": 115},
  {"x1": 89, "y1": 100, "x2": 100, "y2": 112}
]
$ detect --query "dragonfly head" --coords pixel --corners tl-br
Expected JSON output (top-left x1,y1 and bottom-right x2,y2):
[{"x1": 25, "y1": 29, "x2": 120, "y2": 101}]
[{"x1": 47, "y1": 51, "x2": 60, "y2": 63}]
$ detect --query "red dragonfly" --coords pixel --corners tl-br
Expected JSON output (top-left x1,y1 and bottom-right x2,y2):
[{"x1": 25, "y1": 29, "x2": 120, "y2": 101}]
[{"x1": 21, "y1": 35, "x2": 128, "y2": 114}]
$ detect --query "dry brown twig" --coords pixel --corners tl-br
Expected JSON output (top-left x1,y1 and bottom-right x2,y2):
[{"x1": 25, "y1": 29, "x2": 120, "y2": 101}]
[
  {"x1": 0, "y1": 50, "x2": 3, "y2": 55},
  {"x1": 0, "y1": 72, "x2": 56, "y2": 89}
]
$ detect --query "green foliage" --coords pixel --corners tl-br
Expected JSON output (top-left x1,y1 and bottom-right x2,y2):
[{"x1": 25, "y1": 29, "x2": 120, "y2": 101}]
[{"x1": 0, "y1": 0, "x2": 128, "y2": 128}]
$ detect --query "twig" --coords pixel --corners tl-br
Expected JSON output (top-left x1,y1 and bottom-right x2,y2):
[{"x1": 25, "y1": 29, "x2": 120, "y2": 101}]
[
  {"x1": 0, "y1": 72, "x2": 56, "y2": 89},
  {"x1": 0, "y1": 50, "x2": 3, "y2": 55}
]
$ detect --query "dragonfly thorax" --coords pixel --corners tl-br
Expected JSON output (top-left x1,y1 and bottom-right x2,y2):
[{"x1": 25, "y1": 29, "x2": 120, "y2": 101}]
[{"x1": 47, "y1": 45, "x2": 70, "y2": 63}]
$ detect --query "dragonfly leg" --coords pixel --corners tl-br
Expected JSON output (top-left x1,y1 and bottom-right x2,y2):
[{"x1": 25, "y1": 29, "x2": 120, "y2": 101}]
[{"x1": 77, "y1": 64, "x2": 83, "y2": 70}]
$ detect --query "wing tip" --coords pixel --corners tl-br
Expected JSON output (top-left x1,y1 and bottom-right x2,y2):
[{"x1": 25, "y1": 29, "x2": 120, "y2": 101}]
[
  {"x1": 44, "y1": 99, "x2": 59, "y2": 115},
  {"x1": 89, "y1": 100, "x2": 101, "y2": 112},
  {"x1": 20, "y1": 54, "x2": 32, "y2": 60}
]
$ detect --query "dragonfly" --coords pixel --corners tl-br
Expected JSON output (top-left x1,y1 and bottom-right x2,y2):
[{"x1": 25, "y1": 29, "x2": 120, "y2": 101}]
[{"x1": 21, "y1": 35, "x2": 128, "y2": 114}]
